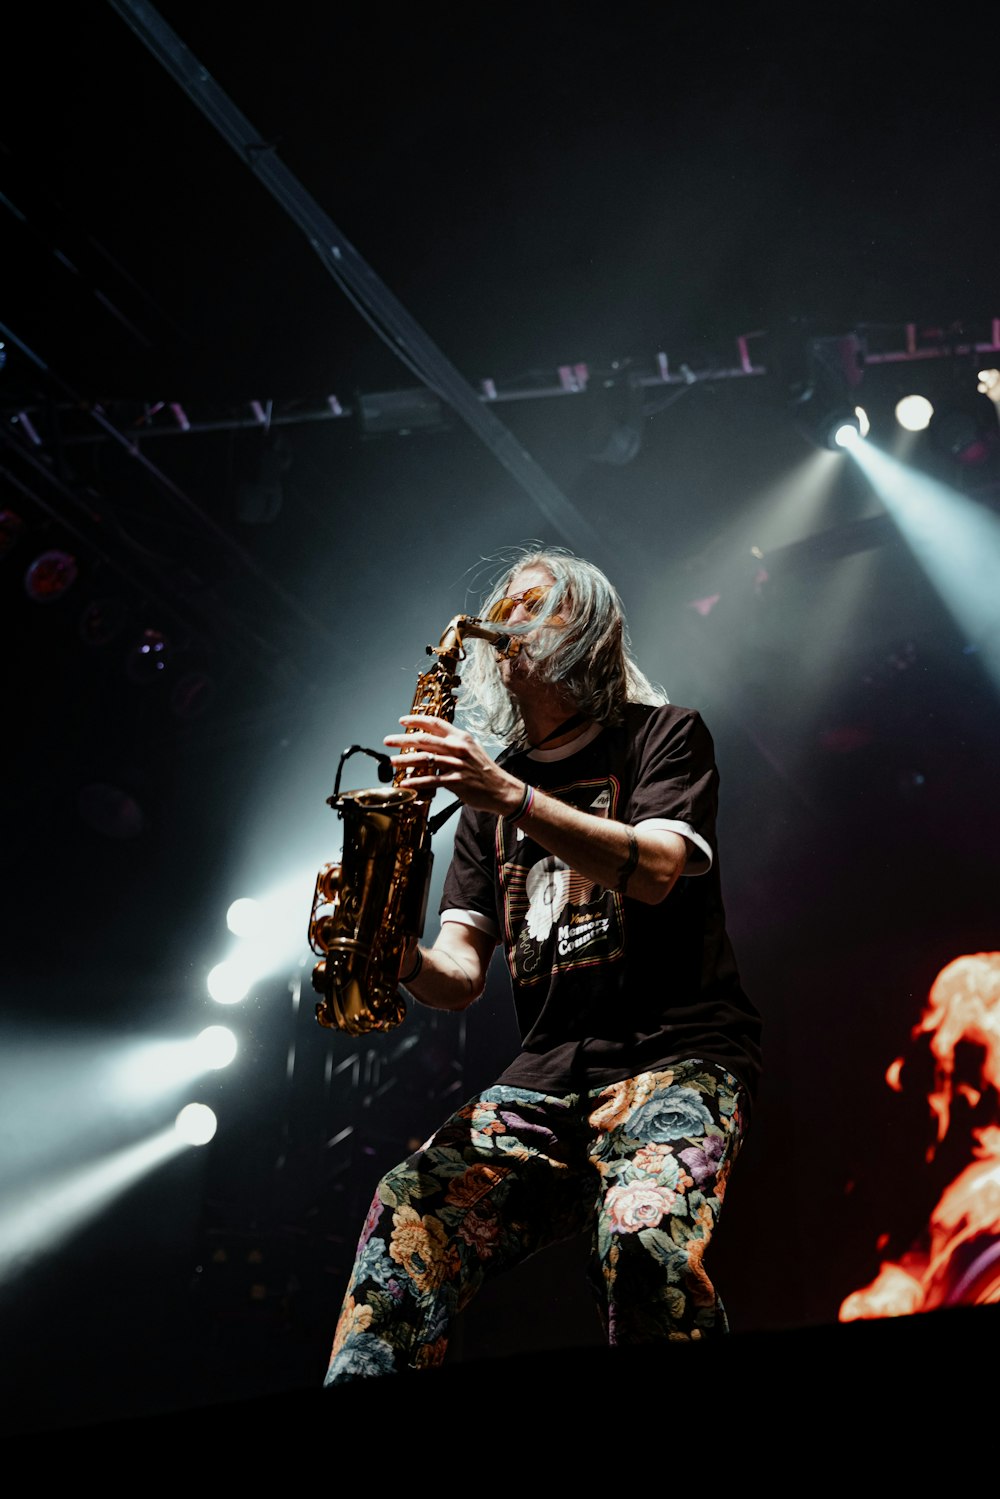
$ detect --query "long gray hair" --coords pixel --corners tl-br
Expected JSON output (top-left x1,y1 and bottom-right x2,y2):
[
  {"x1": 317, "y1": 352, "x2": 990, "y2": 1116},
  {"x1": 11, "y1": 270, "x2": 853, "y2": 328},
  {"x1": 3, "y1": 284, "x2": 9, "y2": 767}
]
[{"x1": 459, "y1": 546, "x2": 667, "y2": 746}]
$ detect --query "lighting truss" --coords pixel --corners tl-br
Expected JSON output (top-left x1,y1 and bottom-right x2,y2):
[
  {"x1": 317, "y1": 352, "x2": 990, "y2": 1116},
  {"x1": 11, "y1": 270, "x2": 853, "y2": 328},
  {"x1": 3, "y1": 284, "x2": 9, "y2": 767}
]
[
  {"x1": 23, "y1": 335, "x2": 763, "y2": 448},
  {"x1": 20, "y1": 319, "x2": 998, "y2": 450}
]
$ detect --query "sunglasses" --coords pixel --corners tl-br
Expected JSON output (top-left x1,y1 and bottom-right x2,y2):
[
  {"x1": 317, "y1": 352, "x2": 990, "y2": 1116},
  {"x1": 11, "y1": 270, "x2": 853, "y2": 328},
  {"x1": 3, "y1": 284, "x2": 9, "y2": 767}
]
[{"x1": 486, "y1": 585, "x2": 551, "y2": 623}]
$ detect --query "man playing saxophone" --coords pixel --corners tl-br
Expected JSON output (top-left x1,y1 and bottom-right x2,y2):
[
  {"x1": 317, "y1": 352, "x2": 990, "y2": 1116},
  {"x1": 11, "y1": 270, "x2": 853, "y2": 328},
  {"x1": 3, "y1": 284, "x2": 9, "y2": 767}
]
[{"x1": 324, "y1": 546, "x2": 762, "y2": 1381}]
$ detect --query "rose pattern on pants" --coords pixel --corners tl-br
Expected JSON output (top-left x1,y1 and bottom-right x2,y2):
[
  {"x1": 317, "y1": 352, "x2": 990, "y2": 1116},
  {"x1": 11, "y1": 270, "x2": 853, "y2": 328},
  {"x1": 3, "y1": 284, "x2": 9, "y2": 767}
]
[{"x1": 325, "y1": 1061, "x2": 746, "y2": 1384}]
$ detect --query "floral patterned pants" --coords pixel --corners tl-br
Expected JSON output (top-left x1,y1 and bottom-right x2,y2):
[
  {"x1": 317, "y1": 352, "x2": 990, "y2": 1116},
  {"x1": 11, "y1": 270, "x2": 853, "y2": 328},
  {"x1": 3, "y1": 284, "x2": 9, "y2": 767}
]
[{"x1": 324, "y1": 1061, "x2": 746, "y2": 1383}]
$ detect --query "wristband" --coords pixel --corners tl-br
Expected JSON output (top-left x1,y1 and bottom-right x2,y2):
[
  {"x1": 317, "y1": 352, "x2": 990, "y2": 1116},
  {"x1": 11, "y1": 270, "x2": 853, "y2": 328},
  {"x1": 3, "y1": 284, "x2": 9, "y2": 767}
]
[
  {"x1": 507, "y1": 783, "x2": 535, "y2": 825},
  {"x1": 400, "y1": 947, "x2": 423, "y2": 984}
]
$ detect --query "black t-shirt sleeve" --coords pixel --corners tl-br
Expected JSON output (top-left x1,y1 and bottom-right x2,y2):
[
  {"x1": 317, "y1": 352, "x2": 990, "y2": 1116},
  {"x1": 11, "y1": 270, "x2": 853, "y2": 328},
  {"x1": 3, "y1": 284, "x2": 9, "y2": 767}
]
[{"x1": 626, "y1": 708, "x2": 719, "y2": 869}]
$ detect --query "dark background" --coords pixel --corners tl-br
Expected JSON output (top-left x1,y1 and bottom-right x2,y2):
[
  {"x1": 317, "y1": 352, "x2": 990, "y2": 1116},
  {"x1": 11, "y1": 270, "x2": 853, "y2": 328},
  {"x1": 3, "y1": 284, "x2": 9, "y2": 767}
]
[{"x1": 2, "y1": 2, "x2": 999, "y2": 1435}]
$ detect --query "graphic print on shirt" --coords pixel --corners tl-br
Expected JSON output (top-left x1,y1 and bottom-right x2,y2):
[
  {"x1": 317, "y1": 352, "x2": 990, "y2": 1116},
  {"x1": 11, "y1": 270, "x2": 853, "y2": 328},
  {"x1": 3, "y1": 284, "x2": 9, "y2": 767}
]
[{"x1": 497, "y1": 776, "x2": 625, "y2": 984}]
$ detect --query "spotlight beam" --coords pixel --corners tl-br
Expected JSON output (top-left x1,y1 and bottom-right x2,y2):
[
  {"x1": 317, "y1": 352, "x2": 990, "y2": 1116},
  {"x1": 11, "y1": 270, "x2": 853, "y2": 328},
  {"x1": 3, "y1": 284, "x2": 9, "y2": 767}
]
[
  {"x1": 847, "y1": 441, "x2": 1000, "y2": 691},
  {"x1": 0, "y1": 1029, "x2": 237, "y2": 1202},
  {"x1": 0, "y1": 1128, "x2": 184, "y2": 1283}
]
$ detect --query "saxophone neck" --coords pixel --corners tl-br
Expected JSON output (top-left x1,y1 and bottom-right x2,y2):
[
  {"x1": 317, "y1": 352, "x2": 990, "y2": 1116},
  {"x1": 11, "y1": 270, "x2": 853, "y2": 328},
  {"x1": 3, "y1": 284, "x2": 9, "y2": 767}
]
[
  {"x1": 435, "y1": 613, "x2": 508, "y2": 655},
  {"x1": 436, "y1": 613, "x2": 519, "y2": 669},
  {"x1": 417, "y1": 614, "x2": 510, "y2": 708}
]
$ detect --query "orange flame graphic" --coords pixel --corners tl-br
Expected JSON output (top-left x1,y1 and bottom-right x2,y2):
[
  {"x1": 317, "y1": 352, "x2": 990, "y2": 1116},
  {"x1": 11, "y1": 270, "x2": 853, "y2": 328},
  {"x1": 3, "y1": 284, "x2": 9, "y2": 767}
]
[{"x1": 839, "y1": 952, "x2": 1000, "y2": 1319}]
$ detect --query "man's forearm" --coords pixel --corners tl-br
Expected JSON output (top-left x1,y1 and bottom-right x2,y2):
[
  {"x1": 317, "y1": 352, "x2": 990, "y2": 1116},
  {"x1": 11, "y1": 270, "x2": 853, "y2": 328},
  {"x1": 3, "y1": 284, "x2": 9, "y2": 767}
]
[
  {"x1": 381, "y1": 713, "x2": 688, "y2": 907},
  {"x1": 400, "y1": 934, "x2": 487, "y2": 1012},
  {"x1": 509, "y1": 785, "x2": 686, "y2": 903}
]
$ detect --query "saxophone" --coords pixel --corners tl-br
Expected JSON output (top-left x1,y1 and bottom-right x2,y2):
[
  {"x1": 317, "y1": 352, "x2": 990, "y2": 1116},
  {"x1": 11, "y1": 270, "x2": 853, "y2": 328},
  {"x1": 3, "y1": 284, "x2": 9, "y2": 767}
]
[{"x1": 308, "y1": 613, "x2": 510, "y2": 1036}]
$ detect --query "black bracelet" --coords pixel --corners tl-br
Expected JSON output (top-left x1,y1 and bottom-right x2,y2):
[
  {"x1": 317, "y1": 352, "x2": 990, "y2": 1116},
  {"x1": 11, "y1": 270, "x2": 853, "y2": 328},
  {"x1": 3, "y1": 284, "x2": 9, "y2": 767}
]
[
  {"x1": 506, "y1": 782, "x2": 535, "y2": 824},
  {"x1": 400, "y1": 947, "x2": 424, "y2": 985},
  {"x1": 615, "y1": 828, "x2": 640, "y2": 893}
]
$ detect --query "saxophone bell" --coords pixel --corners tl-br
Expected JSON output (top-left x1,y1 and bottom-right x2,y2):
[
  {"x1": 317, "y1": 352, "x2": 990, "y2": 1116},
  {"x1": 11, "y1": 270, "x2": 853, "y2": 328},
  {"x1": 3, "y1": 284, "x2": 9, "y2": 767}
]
[{"x1": 309, "y1": 784, "x2": 424, "y2": 1034}]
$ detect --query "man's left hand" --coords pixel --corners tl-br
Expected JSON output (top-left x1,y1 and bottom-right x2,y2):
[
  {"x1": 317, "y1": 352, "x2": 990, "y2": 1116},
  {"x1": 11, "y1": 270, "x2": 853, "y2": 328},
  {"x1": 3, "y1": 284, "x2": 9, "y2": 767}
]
[{"x1": 384, "y1": 715, "x2": 522, "y2": 816}]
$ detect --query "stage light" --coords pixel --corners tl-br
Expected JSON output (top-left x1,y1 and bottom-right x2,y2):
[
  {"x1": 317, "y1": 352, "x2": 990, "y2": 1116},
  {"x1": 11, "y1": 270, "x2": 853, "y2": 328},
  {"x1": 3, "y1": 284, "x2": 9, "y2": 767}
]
[
  {"x1": 175, "y1": 1103, "x2": 217, "y2": 1146},
  {"x1": 895, "y1": 394, "x2": 934, "y2": 432},
  {"x1": 126, "y1": 628, "x2": 170, "y2": 683},
  {"x1": 805, "y1": 402, "x2": 868, "y2": 451},
  {"x1": 831, "y1": 406, "x2": 870, "y2": 448},
  {"x1": 207, "y1": 960, "x2": 253, "y2": 1005},
  {"x1": 226, "y1": 898, "x2": 260, "y2": 936},
  {"x1": 24, "y1": 549, "x2": 78, "y2": 603},
  {"x1": 193, "y1": 1026, "x2": 238, "y2": 1070},
  {"x1": 209, "y1": 872, "x2": 320, "y2": 1012},
  {"x1": 790, "y1": 331, "x2": 868, "y2": 451}
]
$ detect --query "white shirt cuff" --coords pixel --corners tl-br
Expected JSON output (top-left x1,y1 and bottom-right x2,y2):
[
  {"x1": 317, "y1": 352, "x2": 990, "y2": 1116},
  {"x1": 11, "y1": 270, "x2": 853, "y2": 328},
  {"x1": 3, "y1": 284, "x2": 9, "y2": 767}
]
[
  {"x1": 440, "y1": 909, "x2": 500, "y2": 941},
  {"x1": 638, "y1": 818, "x2": 713, "y2": 875}
]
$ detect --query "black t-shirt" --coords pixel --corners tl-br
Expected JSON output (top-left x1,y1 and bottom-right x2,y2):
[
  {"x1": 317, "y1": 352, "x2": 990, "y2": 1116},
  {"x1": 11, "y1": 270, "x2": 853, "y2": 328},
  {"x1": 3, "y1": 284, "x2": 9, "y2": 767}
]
[{"x1": 439, "y1": 702, "x2": 763, "y2": 1103}]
